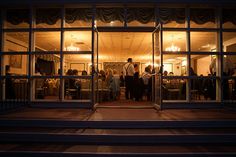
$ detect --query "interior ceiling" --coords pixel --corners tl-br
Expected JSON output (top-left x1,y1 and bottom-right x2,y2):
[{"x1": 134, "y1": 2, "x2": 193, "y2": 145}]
[{"x1": 99, "y1": 32, "x2": 152, "y2": 62}]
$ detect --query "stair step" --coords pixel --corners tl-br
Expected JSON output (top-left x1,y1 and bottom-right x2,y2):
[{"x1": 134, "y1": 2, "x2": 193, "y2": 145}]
[
  {"x1": 0, "y1": 144, "x2": 236, "y2": 157},
  {"x1": 0, "y1": 132, "x2": 236, "y2": 144},
  {"x1": 1, "y1": 119, "x2": 236, "y2": 128},
  {"x1": 1, "y1": 128, "x2": 236, "y2": 134}
]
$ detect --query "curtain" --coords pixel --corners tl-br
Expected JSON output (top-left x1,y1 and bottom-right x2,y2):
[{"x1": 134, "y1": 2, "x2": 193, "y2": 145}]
[
  {"x1": 126, "y1": 8, "x2": 155, "y2": 24},
  {"x1": 65, "y1": 8, "x2": 92, "y2": 23},
  {"x1": 6, "y1": 7, "x2": 235, "y2": 26},
  {"x1": 159, "y1": 8, "x2": 185, "y2": 24},
  {"x1": 6, "y1": 9, "x2": 30, "y2": 25},
  {"x1": 190, "y1": 8, "x2": 215, "y2": 24},
  {"x1": 96, "y1": 8, "x2": 124, "y2": 23},
  {"x1": 36, "y1": 8, "x2": 61, "y2": 25},
  {"x1": 223, "y1": 9, "x2": 236, "y2": 25}
]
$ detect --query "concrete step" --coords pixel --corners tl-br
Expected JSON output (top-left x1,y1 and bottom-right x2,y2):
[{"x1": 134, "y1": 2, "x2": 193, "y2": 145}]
[
  {"x1": 0, "y1": 119, "x2": 236, "y2": 129},
  {"x1": 0, "y1": 131, "x2": 236, "y2": 144},
  {"x1": 0, "y1": 144, "x2": 236, "y2": 157},
  {"x1": 1, "y1": 128, "x2": 236, "y2": 135}
]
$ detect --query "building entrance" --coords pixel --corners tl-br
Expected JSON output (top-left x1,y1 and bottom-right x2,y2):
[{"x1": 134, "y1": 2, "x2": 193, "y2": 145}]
[{"x1": 93, "y1": 30, "x2": 161, "y2": 109}]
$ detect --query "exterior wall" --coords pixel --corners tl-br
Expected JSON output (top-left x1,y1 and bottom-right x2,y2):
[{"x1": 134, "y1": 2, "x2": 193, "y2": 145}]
[{"x1": 0, "y1": 3, "x2": 236, "y2": 108}]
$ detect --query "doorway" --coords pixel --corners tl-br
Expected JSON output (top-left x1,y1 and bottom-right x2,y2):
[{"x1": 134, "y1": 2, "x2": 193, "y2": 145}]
[{"x1": 93, "y1": 28, "x2": 161, "y2": 109}]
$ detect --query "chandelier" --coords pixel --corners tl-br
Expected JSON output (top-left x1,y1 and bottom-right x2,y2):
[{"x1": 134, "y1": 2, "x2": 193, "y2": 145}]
[
  {"x1": 165, "y1": 43, "x2": 180, "y2": 52},
  {"x1": 65, "y1": 43, "x2": 80, "y2": 51},
  {"x1": 165, "y1": 35, "x2": 180, "y2": 52}
]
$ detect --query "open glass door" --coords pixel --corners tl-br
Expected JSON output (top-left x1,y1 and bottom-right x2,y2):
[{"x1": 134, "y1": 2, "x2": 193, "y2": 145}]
[
  {"x1": 92, "y1": 26, "x2": 99, "y2": 107},
  {"x1": 152, "y1": 24, "x2": 162, "y2": 109}
]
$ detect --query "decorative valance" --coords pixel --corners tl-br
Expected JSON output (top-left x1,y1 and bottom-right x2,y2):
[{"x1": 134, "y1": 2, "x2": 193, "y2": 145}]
[
  {"x1": 223, "y1": 9, "x2": 236, "y2": 25},
  {"x1": 65, "y1": 8, "x2": 92, "y2": 23},
  {"x1": 6, "y1": 9, "x2": 30, "y2": 25},
  {"x1": 190, "y1": 9, "x2": 215, "y2": 24},
  {"x1": 126, "y1": 8, "x2": 155, "y2": 24},
  {"x1": 36, "y1": 9, "x2": 61, "y2": 25},
  {"x1": 6, "y1": 8, "x2": 236, "y2": 26},
  {"x1": 159, "y1": 8, "x2": 185, "y2": 24},
  {"x1": 96, "y1": 8, "x2": 124, "y2": 23}
]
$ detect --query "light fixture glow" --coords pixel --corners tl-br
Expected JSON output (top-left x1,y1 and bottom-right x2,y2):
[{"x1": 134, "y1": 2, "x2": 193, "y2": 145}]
[
  {"x1": 165, "y1": 43, "x2": 180, "y2": 52},
  {"x1": 65, "y1": 43, "x2": 80, "y2": 51}
]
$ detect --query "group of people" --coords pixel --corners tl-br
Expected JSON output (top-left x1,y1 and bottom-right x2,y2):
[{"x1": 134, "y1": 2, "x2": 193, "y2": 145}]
[{"x1": 123, "y1": 58, "x2": 153, "y2": 101}]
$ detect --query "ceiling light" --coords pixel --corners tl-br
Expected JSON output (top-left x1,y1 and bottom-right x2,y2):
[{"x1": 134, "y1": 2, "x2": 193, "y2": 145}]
[{"x1": 65, "y1": 43, "x2": 80, "y2": 51}]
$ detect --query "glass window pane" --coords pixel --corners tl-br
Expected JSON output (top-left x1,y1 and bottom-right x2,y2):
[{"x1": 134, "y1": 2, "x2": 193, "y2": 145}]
[
  {"x1": 64, "y1": 78, "x2": 91, "y2": 100},
  {"x1": 64, "y1": 31, "x2": 92, "y2": 52},
  {"x1": 190, "y1": 78, "x2": 216, "y2": 101},
  {"x1": 223, "y1": 32, "x2": 236, "y2": 52},
  {"x1": 5, "y1": 9, "x2": 30, "y2": 29},
  {"x1": 161, "y1": 8, "x2": 186, "y2": 28},
  {"x1": 3, "y1": 55, "x2": 28, "y2": 75},
  {"x1": 223, "y1": 9, "x2": 236, "y2": 29},
  {"x1": 95, "y1": 8, "x2": 124, "y2": 27},
  {"x1": 33, "y1": 54, "x2": 60, "y2": 76},
  {"x1": 223, "y1": 78, "x2": 236, "y2": 100},
  {"x1": 163, "y1": 31, "x2": 186, "y2": 52},
  {"x1": 36, "y1": 8, "x2": 61, "y2": 28},
  {"x1": 3, "y1": 32, "x2": 29, "y2": 52},
  {"x1": 162, "y1": 78, "x2": 186, "y2": 100},
  {"x1": 127, "y1": 8, "x2": 155, "y2": 27},
  {"x1": 34, "y1": 78, "x2": 60, "y2": 100},
  {"x1": 190, "y1": 8, "x2": 216, "y2": 28},
  {"x1": 163, "y1": 55, "x2": 187, "y2": 76},
  {"x1": 63, "y1": 54, "x2": 91, "y2": 75},
  {"x1": 190, "y1": 32, "x2": 217, "y2": 52},
  {"x1": 35, "y1": 31, "x2": 61, "y2": 51},
  {"x1": 0, "y1": 79, "x2": 2, "y2": 101},
  {"x1": 223, "y1": 55, "x2": 236, "y2": 76},
  {"x1": 191, "y1": 55, "x2": 215, "y2": 76},
  {"x1": 65, "y1": 8, "x2": 92, "y2": 27},
  {"x1": 4, "y1": 78, "x2": 29, "y2": 100}
]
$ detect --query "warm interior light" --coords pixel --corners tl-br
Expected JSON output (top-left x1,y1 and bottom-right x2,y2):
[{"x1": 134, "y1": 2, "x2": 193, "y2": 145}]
[
  {"x1": 165, "y1": 43, "x2": 180, "y2": 52},
  {"x1": 65, "y1": 43, "x2": 80, "y2": 51}
]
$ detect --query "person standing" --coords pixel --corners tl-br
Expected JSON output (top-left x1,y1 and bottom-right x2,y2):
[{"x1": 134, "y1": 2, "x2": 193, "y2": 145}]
[{"x1": 123, "y1": 58, "x2": 135, "y2": 100}]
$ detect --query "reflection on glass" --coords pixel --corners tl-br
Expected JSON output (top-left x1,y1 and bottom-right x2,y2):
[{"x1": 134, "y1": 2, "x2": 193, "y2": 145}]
[
  {"x1": 191, "y1": 55, "x2": 214, "y2": 76},
  {"x1": 190, "y1": 8, "x2": 216, "y2": 28},
  {"x1": 64, "y1": 78, "x2": 91, "y2": 100},
  {"x1": 162, "y1": 79, "x2": 186, "y2": 100},
  {"x1": 5, "y1": 9, "x2": 30, "y2": 28},
  {"x1": 36, "y1": 8, "x2": 61, "y2": 28},
  {"x1": 33, "y1": 54, "x2": 60, "y2": 76},
  {"x1": 34, "y1": 78, "x2": 60, "y2": 100},
  {"x1": 4, "y1": 78, "x2": 29, "y2": 100},
  {"x1": 3, "y1": 55, "x2": 28, "y2": 75},
  {"x1": 163, "y1": 31, "x2": 186, "y2": 52},
  {"x1": 63, "y1": 54, "x2": 91, "y2": 75},
  {"x1": 223, "y1": 32, "x2": 236, "y2": 52},
  {"x1": 190, "y1": 32, "x2": 217, "y2": 52},
  {"x1": 190, "y1": 78, "x2": 216, "y2": 101},
  {"x1": 4, "y1": 32, "x2": 29, "y2": 52},
  {"x1": 163, "y1": 55, "x2": 187, "y2": 76},
  {"x1": 65, "y1": 8, "x2": 92, "y2": 27},
  {"x1": 64, "y1": 31, "x2": 92, "y2": 52},
  {"x1": 35, "y1": 32, "x2": 61, "y2": 51}
]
